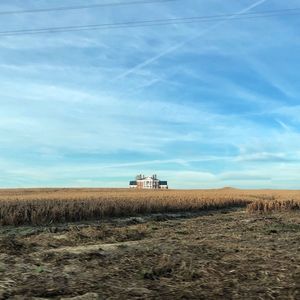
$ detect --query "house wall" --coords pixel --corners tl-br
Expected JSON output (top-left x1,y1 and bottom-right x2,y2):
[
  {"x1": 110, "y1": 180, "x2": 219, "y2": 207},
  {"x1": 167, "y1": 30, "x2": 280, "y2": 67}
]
[
  {"x1": 159, "y1": 185, "x2": 168, "y2": 189},
  {"x1": 137, "y1": 181, "x2": 144, "y2": 189},
  {"x1": 129, "y1": 185, "x2": 137, "y2": 188}
]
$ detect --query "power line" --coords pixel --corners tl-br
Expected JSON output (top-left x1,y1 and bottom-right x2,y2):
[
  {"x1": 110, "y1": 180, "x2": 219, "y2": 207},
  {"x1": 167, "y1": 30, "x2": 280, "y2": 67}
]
[
  {"x1": 0, "y1": 7, "x2": 299, "y2": 37},
  {"x1": 0, "y1": 0, "x2": 177, "y2": 15}
]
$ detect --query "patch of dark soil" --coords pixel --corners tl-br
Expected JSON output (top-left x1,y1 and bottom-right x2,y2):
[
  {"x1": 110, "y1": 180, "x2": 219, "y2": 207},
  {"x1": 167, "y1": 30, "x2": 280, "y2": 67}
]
[
  {"x1": 0, "y1": 235, "x2": 36, "y2": 255},
  {"x1": 125, "y1": 217, "x2": 145, "y2": 225},
  {"x1": 15, "y1": 275, "x2": 70, "y2": 298},
  {"x1": 266, "y1": 222, "x2": 300, "y2": 233}
]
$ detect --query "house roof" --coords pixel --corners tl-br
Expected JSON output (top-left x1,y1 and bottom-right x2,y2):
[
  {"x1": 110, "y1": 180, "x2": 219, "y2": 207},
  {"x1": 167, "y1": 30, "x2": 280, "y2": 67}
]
[{"x1": 159, "y1": 181, "x2": 168, "y2": 185}]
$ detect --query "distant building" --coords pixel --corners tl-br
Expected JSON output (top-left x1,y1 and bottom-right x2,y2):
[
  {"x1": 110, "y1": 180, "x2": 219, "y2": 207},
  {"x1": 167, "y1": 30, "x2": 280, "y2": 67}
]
[{"x1": 129, "y1": 174, "x2": 168, "y2": 189}]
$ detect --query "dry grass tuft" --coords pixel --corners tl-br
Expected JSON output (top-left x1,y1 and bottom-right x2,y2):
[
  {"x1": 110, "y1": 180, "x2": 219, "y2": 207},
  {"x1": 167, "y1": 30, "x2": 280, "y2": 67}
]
[{"x1": 247, "y1": 199, "x2": 300, "y2": 213}]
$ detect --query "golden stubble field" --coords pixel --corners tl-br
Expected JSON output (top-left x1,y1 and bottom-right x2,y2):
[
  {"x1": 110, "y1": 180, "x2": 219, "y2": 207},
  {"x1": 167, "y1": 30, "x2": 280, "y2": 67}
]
[{"x1": 0, "y1": 188, "x2": 300, "y2": 226}]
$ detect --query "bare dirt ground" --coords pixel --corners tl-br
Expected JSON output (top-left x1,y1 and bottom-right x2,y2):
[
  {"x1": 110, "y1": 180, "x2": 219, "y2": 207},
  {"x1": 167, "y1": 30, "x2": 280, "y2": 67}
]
[{"x1": 0, "y1": 208, "x2": 299, "y2": 300}]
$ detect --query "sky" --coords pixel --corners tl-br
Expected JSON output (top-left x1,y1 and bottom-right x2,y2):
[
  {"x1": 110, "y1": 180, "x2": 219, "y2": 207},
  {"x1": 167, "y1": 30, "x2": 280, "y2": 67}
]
[{"x1": 0, "y1": 0, "x2": 300, "y2": 189}]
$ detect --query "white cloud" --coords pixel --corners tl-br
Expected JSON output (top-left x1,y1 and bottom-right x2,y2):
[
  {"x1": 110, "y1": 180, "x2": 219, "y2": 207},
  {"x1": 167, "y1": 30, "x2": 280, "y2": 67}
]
[{"x1": 1, "y1": 0, "x2": 300, "y2": 188}]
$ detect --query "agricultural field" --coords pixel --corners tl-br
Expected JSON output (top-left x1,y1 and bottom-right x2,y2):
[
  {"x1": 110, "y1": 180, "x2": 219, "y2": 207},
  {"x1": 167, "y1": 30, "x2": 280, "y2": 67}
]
[{"x1": 0, "y1": 188, "x2": 300, "y2": 299}]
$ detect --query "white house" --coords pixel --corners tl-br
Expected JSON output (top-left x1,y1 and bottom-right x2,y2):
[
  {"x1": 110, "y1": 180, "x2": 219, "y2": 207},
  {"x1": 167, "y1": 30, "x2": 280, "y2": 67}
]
[{"x1": 129, "y1": 174, "x2": 168, "y2": 189}]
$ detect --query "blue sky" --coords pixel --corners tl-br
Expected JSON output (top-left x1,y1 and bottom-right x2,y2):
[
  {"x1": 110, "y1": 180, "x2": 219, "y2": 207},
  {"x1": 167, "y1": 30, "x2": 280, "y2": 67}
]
[{"x1": 1, "y1": 0, "x2": 300, "y2": 189}]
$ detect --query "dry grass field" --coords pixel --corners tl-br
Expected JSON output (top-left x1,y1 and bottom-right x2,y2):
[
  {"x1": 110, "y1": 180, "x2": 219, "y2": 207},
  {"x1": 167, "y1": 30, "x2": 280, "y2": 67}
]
[
  {"x1": 1, "y1": 188, "x2": 300, "y2": 226},
  {"x1": 0, "y1": 188, "x2": 300, "y2": 299}
]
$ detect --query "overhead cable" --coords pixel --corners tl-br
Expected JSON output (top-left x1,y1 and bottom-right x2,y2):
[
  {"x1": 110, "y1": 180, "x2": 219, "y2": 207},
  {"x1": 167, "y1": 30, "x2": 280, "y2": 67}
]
[
  {"x1": 0, "y1": 0, "x2": 177, "y2": 15},
  {"x1": 0, "y1": 7, "x2": 299, "y2": 37}
]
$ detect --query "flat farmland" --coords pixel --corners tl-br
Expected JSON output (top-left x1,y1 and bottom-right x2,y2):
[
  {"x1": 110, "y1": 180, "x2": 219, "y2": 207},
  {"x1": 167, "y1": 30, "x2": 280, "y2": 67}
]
[
  {"x1": 1, "y1": 188, "x2": 300, "y2": 226},
  {"x1": 0, "y1": 189, "x2": 300, "y2": 299}
]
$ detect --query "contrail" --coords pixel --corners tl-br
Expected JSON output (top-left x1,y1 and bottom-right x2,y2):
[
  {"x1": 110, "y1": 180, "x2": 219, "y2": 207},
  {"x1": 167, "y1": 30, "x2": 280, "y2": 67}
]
[{"x1": 113, "y1": 0, "x2": 267, "y2": 81}]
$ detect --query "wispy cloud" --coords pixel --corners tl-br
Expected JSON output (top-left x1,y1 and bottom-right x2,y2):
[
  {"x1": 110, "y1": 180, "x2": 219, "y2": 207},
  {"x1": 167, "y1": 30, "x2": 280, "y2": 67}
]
[
  {"x1": 113, "y1": 0, "x2": 268, "y2": 81},
  {"x1": 1, "y1": 0, "x2": 300, "y2": 188}
]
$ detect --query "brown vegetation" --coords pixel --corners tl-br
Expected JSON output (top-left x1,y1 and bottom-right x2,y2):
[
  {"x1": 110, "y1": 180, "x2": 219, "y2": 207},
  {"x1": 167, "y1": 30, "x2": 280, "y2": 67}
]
[
  {"x1": 0, "y1": 188, "x2": 300, "y2": 226},
  {"x1": 247, "y1": 199, "x2": 300, "y2": 213},
  {"x1": 0, "y1": 189, "x2": 300, "y2": 298},
  {"x1": 0, "y1": 209, "x2": 299, "y2": 299}
]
